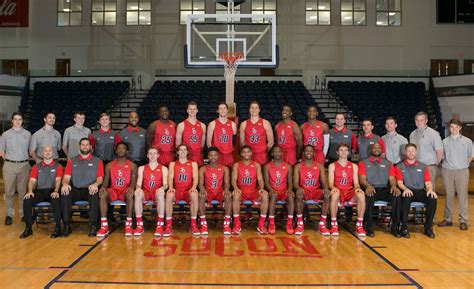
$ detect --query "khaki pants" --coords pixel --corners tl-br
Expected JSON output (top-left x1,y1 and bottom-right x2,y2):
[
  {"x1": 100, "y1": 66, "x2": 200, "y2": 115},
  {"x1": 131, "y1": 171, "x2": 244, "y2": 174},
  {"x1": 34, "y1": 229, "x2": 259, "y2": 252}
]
[
  {"x1": 442, "y1": 168, "x2": 469, "y2": 223},
  {"x1": 427, "y1": 165, "x2": 438, "y2": 192},
  {"x1": 2, "y1": 161, "x2": 30, "y2": 218}
]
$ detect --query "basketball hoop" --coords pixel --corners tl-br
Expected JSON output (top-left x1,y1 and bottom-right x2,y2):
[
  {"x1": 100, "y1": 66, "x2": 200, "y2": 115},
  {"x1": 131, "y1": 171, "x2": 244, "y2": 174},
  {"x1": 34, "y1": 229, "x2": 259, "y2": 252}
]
[{"x1": 220, "y1": 51, "x2": 243, "y2": 81}]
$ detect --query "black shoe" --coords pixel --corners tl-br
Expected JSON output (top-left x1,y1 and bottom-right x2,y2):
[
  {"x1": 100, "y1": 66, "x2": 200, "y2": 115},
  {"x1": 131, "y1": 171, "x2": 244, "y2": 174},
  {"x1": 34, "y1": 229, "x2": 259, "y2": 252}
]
[
  {"x1": 400, "y1": 229, "x2": 410, "y2": 238},
  {"x1": 50, "y1": 226, "x2": 62, "y2": 238},
  {"x1": 88, "y1": 225, "x2": 97, "y2": 237},
  {"x1": 21, "y1": 216, "x2": 25, "y2": 222},
  {"x1": 460, "y1": 223, "x2": 468, "y2": 231},
  {"x1": 5, "y1": 216, "x2": 12, "y2": 225},
  {"x1": 390, "y1": 226, "x2": 401, "y2": 238},
  {"x1": 424, "y1": 228, "x2": 435, "y2": 238},
  {"x1": 365, "y1": 226, "x2": 375, "y2": 237},
  {"x1": 20, "y1": 227, "x2": 33, "y2": 239},
  {"x1": 62, "y1": 224, "x2": 72, "y2": 237}
]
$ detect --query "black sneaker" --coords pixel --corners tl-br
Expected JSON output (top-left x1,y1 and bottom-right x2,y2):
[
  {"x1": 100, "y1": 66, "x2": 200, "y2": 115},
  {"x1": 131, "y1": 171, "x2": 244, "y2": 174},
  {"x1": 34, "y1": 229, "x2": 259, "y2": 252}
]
[
  {"x1": 62, "y1": 224, "x2": 72, "y2": 237},
  {"x1": 424, "y1": 228, "x2": 435, "y2": 238},
  {"x1": 50, "y1": 225, "x2": 62, "y2": 238},
  {"x1": 390, "y1": 226, "x2": 401, "y2": 238},
  {"x1": 20, "y1": 227, "x2": 33, "y2": 239},
  {"x1": 400, "y1": 228, "x2": 410, "y2": 238},
  {"x1": 365, "y1": 226, "x2": 375, "y2": 237},
  {"x1": 4, "y1": 216, "x2": 12, "y2": 226},
  {"x1": 88, "y1": 225, "x2": 97, "y2": 237}
]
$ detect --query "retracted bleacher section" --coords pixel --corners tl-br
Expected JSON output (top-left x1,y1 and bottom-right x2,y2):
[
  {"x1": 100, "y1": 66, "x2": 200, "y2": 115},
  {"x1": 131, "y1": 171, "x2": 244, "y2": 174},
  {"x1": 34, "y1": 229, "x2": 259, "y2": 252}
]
[
  {"x1": 328, "y1": 81, "x2": 427, "y2": 136},
  {"x1": 139, "y1": 80, "x2": 325, "y2": 126},
  {"x1": 25, "y1": 80, "x2": 129, "y2": 132}
]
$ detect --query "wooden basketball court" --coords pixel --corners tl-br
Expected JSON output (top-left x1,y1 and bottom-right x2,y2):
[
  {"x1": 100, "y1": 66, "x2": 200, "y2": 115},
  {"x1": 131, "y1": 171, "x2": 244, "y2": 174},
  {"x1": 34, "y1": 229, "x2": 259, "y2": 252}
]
[{"x1": 0, "y1": 170, "x2": 473, "y2": 289}]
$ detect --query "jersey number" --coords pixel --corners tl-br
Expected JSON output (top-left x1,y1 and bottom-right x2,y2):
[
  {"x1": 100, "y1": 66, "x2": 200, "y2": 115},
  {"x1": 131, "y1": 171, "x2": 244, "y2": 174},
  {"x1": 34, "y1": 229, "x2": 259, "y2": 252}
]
[
  {"x1": 178, "y1": 174, "x2": 188, "y2": 182},
  {"x1": 219, "y1": 135, "x2": 229, "y2": 143},
  {"x1": 116, "y1": 178, "x2": 125, "y2": 187},
  {"x1": 241, "y1": 177, "x2": 253, "y2": 185},
  {"x1": 307, "y1": 137, "x2": 318, "y2": 146},
  {"x1": 250, "y1": 134, "x2": 260, "y2": 144},
  {"x1": 161, "y1": 136, "x2": 172, "y2": 145}
]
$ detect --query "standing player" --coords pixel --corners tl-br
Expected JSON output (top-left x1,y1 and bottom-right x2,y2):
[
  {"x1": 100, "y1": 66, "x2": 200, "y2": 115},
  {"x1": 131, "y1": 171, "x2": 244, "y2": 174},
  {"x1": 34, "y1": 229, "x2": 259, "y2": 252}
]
[
  {"x1": 275, "y1": 105, "x2": 303, "y2": 166},
  {"x1": 134, "y1": 147, "x2": 169, "y2": 236},
  {"x1": 1, "y1": 112, "x2": 31, "y2": 225},
  {"x1": 176, "y1": 101, "x2": 206, "y2": 167},
  {"x1": 264, "y1": 146, "x2": 295, "y2": 234},
  {"x1": 301, "y1": 106, "x2": 329, "y2": 165},
  {"x1": 164, "y1": 144, "x2": 199, "y2": 236},
  {"x1": 328, "y1": 143, "x2": 366, "y2": 237},
  {"x1": 382, "y1": 116, "x2": 408, "y2": 164},
  {"x1": 327, "y1": 113, "x2": 357, "y2": 163},
  {"x1": 63, "y1": 112, "x2": 92, "y2": 159},
  {"x1": 232, "y1": 145, "x2": 269, "y2": 234},
  {"x1": 30, "y1": 112, "x2": 62, "y2": 161},
  {"x1": 293, "y1": 145, "x2": 331, "y2": 235},
  {"x1": 115, "y1": 112, "x2": 147, "y2": 165},
  {"x1": 96, "y1": 143, "x2": 138, "y2": 237},
  {"x1": 239, "y1": 101, "x2": 274, "y2": 165},
  {"x1": 198, "y1": 147, "x2": 232, "y2": 235},
  {"x1": 146, "y1": 106, "x2": 176, "y2": 166},
  {"x1": 357, "y1": 119, "x2": 385, "y2": 160},
  {"x1": 206, "y1": 102, "x2": 237, "y2": 167},
  {"x1": 90, "y1": 112, "x2": 116, "y2": 164},
  {"x1": 396, "y1": 143, "x2": 437, "y2": 238}
]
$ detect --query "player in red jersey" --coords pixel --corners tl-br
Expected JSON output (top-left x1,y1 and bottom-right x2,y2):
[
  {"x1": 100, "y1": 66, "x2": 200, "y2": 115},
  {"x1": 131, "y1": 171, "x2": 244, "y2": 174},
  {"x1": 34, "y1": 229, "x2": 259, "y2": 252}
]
[
  {"x1": 275, "y1": 105, "x2": 303, "y2": 166},
  {"x1": 300, "y1": 106, "x2": 329, "y2": 165},
  {"x1": 239, "y1": 101, "x2": 274, "y2": 165},
  {"x1": 176, "y1": 101, "x2": 206, "y2": 166},
  {"x1": 263, "y1": 146, "x2": 295, "y2": 234},
  {"x1": 133, "y1": 147, "x2": 169, "y2": 237},
  {"x1": 146, "y1": 106, "x2": 176, "y2": 166},
  {"x1": 231, "y1": 145, "x2": 269, "y2": 234},
  {"x1": 164, "y1": 144, "x2": 199, "y2": 236},
  {"x1": 97, "y1": 143, "x2": 138, "y2": 237},
  {"x1": 328, "y1": 143, "x2": 366, "y2": 237},
  {"x1": 198, "y1": 147, "x2": 232, "y2": 235},
  {"x1": 293, "y1": 145, "x2": 331, "y2": 235},
  {"x1": 206, "y1": 102, "x2": 237, "y2": 168}
]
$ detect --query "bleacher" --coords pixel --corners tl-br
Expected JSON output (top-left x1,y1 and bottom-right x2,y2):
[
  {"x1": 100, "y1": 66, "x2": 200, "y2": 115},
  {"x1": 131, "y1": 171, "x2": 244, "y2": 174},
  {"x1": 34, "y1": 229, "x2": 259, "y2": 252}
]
[
  {"x1": 24, "y1": 80, "x2": 129, "y2": 133},
  {"x1": 327, "y1": 80, "x2": 429, "y2": 136},
  {"x1": 138, "y1": 80, "x2": 325, "y2": 127}
]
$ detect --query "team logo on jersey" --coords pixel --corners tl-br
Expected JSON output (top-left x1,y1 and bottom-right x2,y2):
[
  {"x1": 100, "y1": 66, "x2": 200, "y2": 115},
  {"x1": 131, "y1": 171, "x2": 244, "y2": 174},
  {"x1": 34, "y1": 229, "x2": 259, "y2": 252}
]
[
  {"x1": 219, "y1": 128, "x2": 229, "y2": 143},
  {"x1": 149, "y1": 173, "x2": 156, "y2": 188},
  {"x1": 340, "y1": 170, "x2": 348, "y2": 185},
  {"x1": 250, "y1": 128, "x2": 260, "y2": 143},
  {"x1": 210, "y1": 172, "x2": 218, "y2": 188},
  {"x1": 275, "y1": 170, "x2": 282, "y2": 187},
  {"x1": 116, "y1": 170, "x2": 125, "y2": 186},
  {"x1": 304, "y1": 170, "x2": 316, "y2": 187},
  {"x1": 242, "y1": 169, "x2": 253, "y2": 185},
  {"x1": 164, "y1": 129, "x2": 170, "y2": 136},
  {"x1": 189, "y1": 127, "x2": 199, "y2": 144},
  {"x1": 279, "y1": 129, "x2": 286, "y2": 144}
]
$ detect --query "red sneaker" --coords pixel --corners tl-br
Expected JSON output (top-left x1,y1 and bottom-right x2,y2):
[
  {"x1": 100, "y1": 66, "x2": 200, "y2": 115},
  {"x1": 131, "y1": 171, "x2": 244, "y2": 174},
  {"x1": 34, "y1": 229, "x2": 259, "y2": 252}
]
[
  {"x1": 356, "y1": 226, "x2": 366, "y2": 237},
  {"x1": 294, "y1": 223, "x2": 304, "y2": 235},
  {"x1": 154, "y1": 225, "x2": 164, "y2": 237},
  {"x1": 191, "y1": 223, "x2": 200, "y2": 236},
  {"x1": 200, "y1": 223, "x2": 209, "y2": 235},
  {"x1": 232, "y1": 222, "x2": 241, "y2": 235},
  {"x1": 330, "y1": 225, "x2": 339, "y2": 236},
  {"x1": 163, "y1": 225, "x2": 173, "y2": 237},
  {"x1": 223, "y1": 224, "x2": 232, "y2": 235},
  {"x1": 286, "y1": 221, "x2": 294, "y2": 235},
  {"x1": 268, "y1": 223, "x2": 276, "y2": 235},
  {"x1": 257, "y1": 225, "x2": 268, "y2": 234},
  {"x1": 319, "y1": 225, "x2": 330, "y2": 236},
  {"x1": 133, "y1": 225, "x2": 144, "y2": 236},
  {"x1": 96, "y1": 226, "x2": 109, "y2": 237},
  {"x1": 124, "y1": 226, "x2": 133, "y2": 236}
]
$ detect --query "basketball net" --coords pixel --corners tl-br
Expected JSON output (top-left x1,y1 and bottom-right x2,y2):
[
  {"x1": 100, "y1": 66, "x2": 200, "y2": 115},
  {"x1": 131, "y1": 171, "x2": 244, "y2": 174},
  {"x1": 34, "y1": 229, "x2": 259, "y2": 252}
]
[{"x1": 220, "y1": 52, "x2": 243, "y2": 118}]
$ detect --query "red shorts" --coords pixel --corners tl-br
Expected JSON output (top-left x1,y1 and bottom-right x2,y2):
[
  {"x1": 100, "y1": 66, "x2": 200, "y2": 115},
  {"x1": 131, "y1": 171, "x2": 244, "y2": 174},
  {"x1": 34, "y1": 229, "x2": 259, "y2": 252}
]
[
  {"x1": 206, "y1": 190, "x2": 223, "y2": 204},
  {"x1": 143, "y1": 189, "x2": 156, "y2": 203},
  {"x1": 240, "y1": 187, "x2": 260, "y2": 202},
  {"x1": 218, "y1": 152, "x2": 234, "y2": 168},
  {"x1": 189, "y1": 150, "x2": 204, "y2": 167},
  {"x1": 158, "y1": 151, "x2": 174, "y2": 166},
  {"x1": 303, "y1": 188, "x2": 324, "y2": 202},
  {"x1": 314, "y1": 150, "x2": 325, "y2": 165},
  {"x1": 275, "y1": 190, "x2": 289, "y2": 201},
  {"x1": 174, "y1": 188, "x2": 190, "y2": 203},
  {"x1": 339, "y1": 188, "x2": 356, "y2": 203},
  {"x1": 107, "y1": 188, "x2": 126, "y2": 202},
  {"x1": 282, "y1": 149, "x2": 297, "y2": 166},
  {"x1": 251, "y1": 151, "x2": 268, "y2": 165}
]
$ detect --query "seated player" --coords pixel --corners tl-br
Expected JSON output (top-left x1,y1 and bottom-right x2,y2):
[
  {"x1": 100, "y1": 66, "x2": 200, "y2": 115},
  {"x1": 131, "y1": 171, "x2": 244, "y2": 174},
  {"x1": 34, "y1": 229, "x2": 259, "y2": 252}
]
[
  {"x1": 264, "y1": 145, "x2": 295, "y2": 235},
  {"x1": 20, "y1": 146, "x2": 63, "y2": 239},
  {"x1": 164, "y1": 144, "x2": 199, "y2": 236},
  {"x1": 396, "y1": 143, "x2": 437, "y2": 238},
  {"x1": 198, "y1": 147, "x2": 232, "y2": 235},
  {"x1": 294, "y1": 145, "x2": 331, "y2": 235},
  {"x1": 328, "y1": 143, "x2": 366, "y2": 237},
  {"x1": 231, "y1": 145, "x2": 269, "y2": 234},
  {"x1": 96, "y1": 143, "x2": 138, "y2": 237},
  {"x1": 133, "y1": 147, "x2": 169, "y2": 236}
]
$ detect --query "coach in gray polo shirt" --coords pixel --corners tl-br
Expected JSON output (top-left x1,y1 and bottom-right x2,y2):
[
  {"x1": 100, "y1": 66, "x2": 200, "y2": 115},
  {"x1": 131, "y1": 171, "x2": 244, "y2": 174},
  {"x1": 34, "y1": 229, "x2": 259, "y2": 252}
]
[
  {"x1": 382, "y1": 116, "x2": 408, "y2": 164},
  {"x1": 0, "y1": 112, "x2": 31, "y2": 225},
  {"x1": 30, "y1": 112, "x2": 62, "y2": 161},
  {"x1": 63, "y1": 111, "x2": 91, "y2": 159},
  {"x1": 438, "y1": 119, "x2": 473, "y2": 231},
  {"x1": 409, "y1": 111, "x2": 443, "y2": 191}
]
